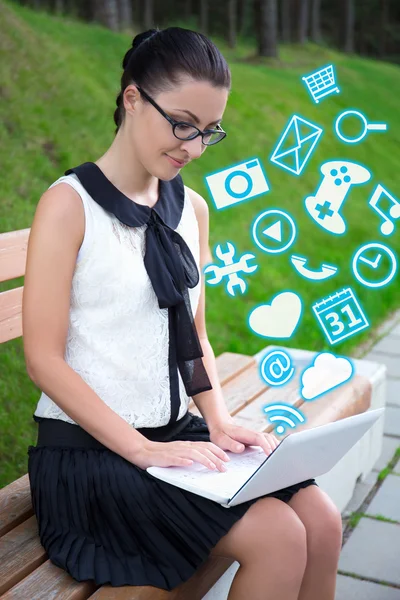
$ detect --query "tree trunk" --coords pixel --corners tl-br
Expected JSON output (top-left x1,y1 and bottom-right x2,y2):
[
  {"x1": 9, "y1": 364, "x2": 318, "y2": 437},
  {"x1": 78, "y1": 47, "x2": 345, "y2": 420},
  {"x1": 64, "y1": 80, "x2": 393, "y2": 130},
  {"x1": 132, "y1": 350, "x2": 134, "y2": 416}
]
[
  {"x1": 254, "y1": 0, "x2": 261, "y2": 40},
  {"x1": 118, "y1": 0, "x2": 133, "y2": 30},
  {"x1": 343, "y1": 0, "x2": 355, "y2": 53},
  {"x1": 281, "y1": 0, "x2": 291, "y2": 43},
  {"x1": 238, "y1": 0, "x2": 246, "y2": 36},
  {"x1": 184, "y1": 0, "x2": 193, "y2": 21},
  {"x1": 297, "y1": 0, "x2": 309, "y2": 44},
  {"x1": 258, "y1": 0, "x2": 278, "y2": 58},
  {"x1": 310, "y1": 0, "x2": 322, "y2": 43},
  {"x1": 358, "y1": 0, "x2": 367, "y2": 54},
  {"x1": 54, "y1": 0, "x2": 64, "y2": 14},
  {"x1": 93, "y1": 0, "x2": 119, "y2": 31},
  {"x1": 143, "y1": 0, "x2": 153, "y2": 29},
  {"x1": 379, "y1": 0, "x2": 389, "y2": 57},
  {"x1": 199, "y1": 0, "x2": 208, "y2": 34},
  {"x1": 227, "y1": 0, "x2": 237, "y2": 48}
]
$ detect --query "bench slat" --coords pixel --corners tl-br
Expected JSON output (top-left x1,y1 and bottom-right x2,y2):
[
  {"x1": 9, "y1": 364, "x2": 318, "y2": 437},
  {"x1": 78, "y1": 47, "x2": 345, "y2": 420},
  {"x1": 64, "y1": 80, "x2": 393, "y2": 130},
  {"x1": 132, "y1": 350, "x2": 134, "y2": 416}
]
[
  {"x1": 233, "y1": 373, "x2": 372, "y2": 436},
  {"x1": 232, "y1": 372, "x2": 304, "y2": 433},
  {"x1": 0, "y1": 474, "x2": 33, "y2": 537},
  {"x1": 202, "y1": 352, "x2": 255, "y2": 387},
  {"x1": 0, "y1": 517, "x2": 46, "y2": 595},
  {"x1": 1, "y1": 560, "x2": 98, "y2": 600},
  {"x1": 0, "y1": 287, "x2": 23, "y2": 343},
  {"x1": 0, "y1": 229, "x2": 30, "y2": 284},
  {"x1": 88, "y1": 556, "x2": 234, "y2": 600},
  {"x1": 285, "y1": 374, "x2": 372, "y2": 434},
  {"x1": 189, "y1": 360, "x2": 266, "y2": 418}
]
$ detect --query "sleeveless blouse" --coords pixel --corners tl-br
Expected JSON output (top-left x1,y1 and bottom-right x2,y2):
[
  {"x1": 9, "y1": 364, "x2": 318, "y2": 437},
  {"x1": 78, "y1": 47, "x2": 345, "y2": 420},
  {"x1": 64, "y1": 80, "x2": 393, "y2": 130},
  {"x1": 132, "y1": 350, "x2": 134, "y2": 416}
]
[{"x1": 33, "y1": 168, "x2": 203, "y2": 428}]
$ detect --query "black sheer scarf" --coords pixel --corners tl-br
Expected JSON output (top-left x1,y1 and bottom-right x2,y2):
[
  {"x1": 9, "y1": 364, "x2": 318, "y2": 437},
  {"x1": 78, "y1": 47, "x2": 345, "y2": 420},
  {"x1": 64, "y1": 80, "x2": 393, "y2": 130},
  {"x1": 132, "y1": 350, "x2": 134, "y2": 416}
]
[{"x1": 64, "y1": 162, "x2": 212, "y2": 406}]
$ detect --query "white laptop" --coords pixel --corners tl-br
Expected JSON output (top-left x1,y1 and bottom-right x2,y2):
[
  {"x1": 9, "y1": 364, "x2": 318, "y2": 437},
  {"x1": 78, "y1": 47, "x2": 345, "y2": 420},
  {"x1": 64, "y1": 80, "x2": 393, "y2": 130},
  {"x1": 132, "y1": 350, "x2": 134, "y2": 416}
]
[{"x1": 146, "y1": 408, "x2": 385, "y2": 508}]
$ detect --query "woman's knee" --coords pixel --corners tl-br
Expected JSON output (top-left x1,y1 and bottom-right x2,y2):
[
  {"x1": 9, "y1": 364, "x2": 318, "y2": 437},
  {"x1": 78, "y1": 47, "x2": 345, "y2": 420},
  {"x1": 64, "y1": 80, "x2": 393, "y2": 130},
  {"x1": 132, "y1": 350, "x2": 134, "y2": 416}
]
[
  {"x1": 288, "y1": 484, "x2": 343, "y2": 566},
  {"x1": 308, "y1": 501, "x2": 343, "y2": 563},
  {"x1": 231, "y1": 497, "x2": 308, "y2": 567}
]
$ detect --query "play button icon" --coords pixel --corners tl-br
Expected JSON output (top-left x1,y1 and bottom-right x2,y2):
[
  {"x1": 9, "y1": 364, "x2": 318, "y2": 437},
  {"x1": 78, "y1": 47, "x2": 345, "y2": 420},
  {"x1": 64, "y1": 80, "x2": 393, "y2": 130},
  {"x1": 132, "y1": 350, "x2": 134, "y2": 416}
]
[
  {"x1": 252, "y1": 209, "x2": 297, "y2": 254},
  {"x1": 263, "y1": 220, "x2": 282, "y2": 242}
]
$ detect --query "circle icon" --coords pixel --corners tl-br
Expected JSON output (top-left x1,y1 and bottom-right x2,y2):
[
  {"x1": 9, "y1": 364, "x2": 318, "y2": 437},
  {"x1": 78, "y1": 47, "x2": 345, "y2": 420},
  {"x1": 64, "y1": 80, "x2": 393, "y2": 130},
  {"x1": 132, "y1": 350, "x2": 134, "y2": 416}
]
[
  {"x1": 252, "y1": 209, "x2": 297, "y2": 254},
  {"x1": 330, "y1": 165, "x2": 351, "y2": 186},
  {"x1": 260, "y1": 350, "x2": 295, "y2": 387},
  {"x1": 352, "y1": 242, "x2": 397, "y2": 288},
  {"x1": 335, "y1": 110, "x2": 387, "y2": 144},
  {"x1": 224, "y1": 170, "x2": 253, "y2": 199}
]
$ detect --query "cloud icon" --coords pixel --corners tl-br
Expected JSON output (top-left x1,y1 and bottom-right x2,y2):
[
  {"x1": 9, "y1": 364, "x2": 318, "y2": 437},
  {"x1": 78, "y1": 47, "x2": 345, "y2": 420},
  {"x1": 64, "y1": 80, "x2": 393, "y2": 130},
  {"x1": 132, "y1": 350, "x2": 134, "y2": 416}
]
[{"x1": 301, "y1": 352, "x2": 354, "y2": 401}]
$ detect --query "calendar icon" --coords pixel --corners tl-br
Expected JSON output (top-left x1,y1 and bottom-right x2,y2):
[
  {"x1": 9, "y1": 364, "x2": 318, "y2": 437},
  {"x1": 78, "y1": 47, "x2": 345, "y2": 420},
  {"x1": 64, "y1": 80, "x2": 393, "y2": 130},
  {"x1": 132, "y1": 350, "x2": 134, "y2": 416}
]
[{"x1": 312, "y1": 287, "x2": 369, "y2": 345}]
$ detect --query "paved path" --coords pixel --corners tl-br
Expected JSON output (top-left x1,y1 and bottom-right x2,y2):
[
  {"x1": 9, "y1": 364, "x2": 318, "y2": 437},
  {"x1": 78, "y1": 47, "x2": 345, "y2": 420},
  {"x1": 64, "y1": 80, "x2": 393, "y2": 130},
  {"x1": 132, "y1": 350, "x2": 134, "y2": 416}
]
[{"x1": 335, "y1": 322, "x2": 400, "y2": 599}]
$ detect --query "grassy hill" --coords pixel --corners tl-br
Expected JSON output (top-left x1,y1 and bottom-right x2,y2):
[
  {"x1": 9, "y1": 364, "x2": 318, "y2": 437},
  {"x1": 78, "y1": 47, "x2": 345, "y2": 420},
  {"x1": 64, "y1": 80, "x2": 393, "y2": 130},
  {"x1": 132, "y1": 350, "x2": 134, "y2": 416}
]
[{"x1": 1, "y1": 0, "x2": 400, "y2": 486}]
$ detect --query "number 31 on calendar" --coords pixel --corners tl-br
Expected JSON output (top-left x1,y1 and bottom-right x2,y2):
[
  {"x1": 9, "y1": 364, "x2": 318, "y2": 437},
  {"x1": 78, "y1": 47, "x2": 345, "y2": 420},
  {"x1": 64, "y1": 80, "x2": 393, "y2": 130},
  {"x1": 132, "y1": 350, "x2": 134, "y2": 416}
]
[{"x1": 312, "y1": 287, "x2": 370, "y2": 345}]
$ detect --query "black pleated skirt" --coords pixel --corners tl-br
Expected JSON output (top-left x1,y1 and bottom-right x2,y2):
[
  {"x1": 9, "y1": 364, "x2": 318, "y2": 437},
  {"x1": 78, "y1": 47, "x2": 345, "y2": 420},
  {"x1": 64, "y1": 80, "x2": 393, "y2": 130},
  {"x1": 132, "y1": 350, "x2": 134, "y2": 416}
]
[{"x1": 27, "y1": 411, "x2": 318, "y2": 591}]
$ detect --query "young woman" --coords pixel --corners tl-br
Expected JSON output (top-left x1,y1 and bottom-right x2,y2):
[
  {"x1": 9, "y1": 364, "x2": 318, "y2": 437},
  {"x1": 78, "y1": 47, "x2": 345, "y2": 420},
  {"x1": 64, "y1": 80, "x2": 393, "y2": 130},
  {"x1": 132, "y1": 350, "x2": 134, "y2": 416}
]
[{"x1": 23, "y1": 27, "x2": 342, "y2": 600}]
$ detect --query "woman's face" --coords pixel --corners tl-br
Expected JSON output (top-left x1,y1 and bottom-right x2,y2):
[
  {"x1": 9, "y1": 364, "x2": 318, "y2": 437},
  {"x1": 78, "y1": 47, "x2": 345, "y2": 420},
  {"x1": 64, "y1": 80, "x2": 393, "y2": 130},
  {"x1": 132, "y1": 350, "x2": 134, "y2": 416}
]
[{"x1": 124, "y1": 79, "x2": 229, "y2": 179}]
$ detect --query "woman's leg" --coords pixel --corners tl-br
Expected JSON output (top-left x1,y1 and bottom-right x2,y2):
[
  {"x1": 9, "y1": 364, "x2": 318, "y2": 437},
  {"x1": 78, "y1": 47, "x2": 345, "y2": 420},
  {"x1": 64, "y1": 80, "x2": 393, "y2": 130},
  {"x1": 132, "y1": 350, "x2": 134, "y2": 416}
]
[
  {"x1": 210, "y1": 496, "x2": 308, "y2": 600},
  {"x1": 287, "y1": 485, "x2": 343, "y2": 600}
]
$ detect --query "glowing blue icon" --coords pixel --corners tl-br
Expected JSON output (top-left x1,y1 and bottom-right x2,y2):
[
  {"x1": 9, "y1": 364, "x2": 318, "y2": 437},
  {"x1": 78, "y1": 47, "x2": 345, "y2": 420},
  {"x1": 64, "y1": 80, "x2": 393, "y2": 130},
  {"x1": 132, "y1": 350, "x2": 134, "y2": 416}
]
[
  {"x1": 270, "y1": 114, "x2": 323, "y2": 176},
  {"x1": 368, "y1": 184, "x2": 400, "y2": 236},
  {"x1": 259, "y1": 350, "x2": 295, "y2": 387},
  {"x1": 252, "y1": 209, "x2": 297, "y2": 254},
  {"x1": 301, "y1": 64, "x2": 340, "y2": 104},
  {"x1": 312, "y1": 287, "x2": 369, "y2": 345},
  {"x1": 262, "y1": 403, "x2": 306, "y2": 435},
  {"x1": 352, "y1": 242, "x2": 397, "y2": 288},
  {"x1": 300, "y1": 352, "x2": 354, "y2": 401},
  {"x1": 204, "y1": 158, "x2": 270, "y2": 211},
  {"x1": 335, "y1": 110, "x2": 387, "y2": 144},
  {"x1": 305, "y1": 160, "x2": 371, "y2": 235},
  {"x1": 248, "y1": 291, "x2": 302, "y2": 339},
  {"x1": 290, "y1": 255, "x2": 338, "y2": 281},
  {"x1": 203, "y1": 241, "x2": 258, "y2": 296}
]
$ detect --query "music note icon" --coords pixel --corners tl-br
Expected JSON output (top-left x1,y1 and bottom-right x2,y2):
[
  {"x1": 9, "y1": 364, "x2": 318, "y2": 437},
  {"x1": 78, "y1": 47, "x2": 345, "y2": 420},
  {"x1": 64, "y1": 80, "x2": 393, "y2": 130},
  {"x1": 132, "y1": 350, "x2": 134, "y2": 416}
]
[{"x1": 368, "y1": 184, "x2": 400, "y2": 236}]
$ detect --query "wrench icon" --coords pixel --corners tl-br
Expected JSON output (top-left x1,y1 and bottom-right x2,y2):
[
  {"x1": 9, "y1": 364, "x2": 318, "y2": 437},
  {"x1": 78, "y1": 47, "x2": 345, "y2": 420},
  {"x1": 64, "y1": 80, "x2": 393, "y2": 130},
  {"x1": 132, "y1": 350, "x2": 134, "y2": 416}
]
[{"x1": 204, "y1": 242, "x2": 258, "y2": 296}]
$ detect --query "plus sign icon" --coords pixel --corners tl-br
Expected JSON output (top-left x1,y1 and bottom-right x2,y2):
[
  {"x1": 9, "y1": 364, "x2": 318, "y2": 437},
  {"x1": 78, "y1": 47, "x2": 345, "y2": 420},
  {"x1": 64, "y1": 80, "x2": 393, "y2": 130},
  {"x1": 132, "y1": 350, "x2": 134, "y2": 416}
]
[
  {"x1": 305, "y1": 160, "x2": 371, "y2": 235},
  {"x1": 316, "y1": 200, "x2": 334, "y2": 220}
]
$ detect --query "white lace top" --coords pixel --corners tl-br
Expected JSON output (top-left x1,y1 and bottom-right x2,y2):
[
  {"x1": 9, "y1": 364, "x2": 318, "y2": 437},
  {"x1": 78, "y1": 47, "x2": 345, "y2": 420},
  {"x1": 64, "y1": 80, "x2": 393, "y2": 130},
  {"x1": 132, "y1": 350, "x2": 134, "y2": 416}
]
[{"x1": 33, "y1": 171, "x2": 202, "y2": 427}]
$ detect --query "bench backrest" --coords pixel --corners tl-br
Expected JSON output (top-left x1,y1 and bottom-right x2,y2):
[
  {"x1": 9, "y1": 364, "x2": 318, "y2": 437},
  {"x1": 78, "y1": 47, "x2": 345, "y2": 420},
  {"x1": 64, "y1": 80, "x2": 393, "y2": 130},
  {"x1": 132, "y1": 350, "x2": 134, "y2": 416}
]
[{"x1": 0, "y1": 228, "x2": 30, "y2": 343}]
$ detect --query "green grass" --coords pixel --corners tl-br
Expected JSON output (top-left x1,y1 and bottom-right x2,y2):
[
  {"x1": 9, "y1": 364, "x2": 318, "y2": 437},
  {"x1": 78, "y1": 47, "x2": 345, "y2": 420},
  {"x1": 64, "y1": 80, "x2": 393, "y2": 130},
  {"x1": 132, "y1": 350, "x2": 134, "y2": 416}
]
[
  {"x1": 377, "y1": 466, "x2": 393, "y2": 481},
  {"x1": 1, "y1": 0, "x2": 400, "y2": 487},
  {"x1": 348, "y1": 512, "x2": 399, "y2": 527}
]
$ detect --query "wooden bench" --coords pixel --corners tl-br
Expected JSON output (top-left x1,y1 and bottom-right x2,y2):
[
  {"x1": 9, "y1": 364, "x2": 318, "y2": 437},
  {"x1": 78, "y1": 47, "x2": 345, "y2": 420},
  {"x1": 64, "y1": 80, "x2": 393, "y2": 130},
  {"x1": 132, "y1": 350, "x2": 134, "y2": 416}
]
[{"x1": 0, "y1": 228, "x2": 387, "y2": 599}]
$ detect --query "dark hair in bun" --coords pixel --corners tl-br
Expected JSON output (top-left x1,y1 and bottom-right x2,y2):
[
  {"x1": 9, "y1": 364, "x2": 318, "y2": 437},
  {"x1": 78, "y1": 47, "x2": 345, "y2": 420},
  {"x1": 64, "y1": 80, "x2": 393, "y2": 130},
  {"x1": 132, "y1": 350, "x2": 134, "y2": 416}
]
[
  {"x1": 122, "y1": 29, "x2": 159, "y2": 70},
  {"x1": 113, "y1": 27, "x2": 231, "y2": 135}
]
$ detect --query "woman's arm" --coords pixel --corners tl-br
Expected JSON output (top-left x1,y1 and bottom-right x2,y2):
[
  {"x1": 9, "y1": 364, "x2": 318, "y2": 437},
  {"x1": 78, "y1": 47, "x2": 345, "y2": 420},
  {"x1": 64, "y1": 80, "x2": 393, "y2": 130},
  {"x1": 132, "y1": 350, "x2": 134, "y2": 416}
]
[
  {"x1": 186, "y1": 186, "x2": 235, "y2": 431},
  {"x1": 23, "y1": 185, "x2": 149, "y2": 463}
]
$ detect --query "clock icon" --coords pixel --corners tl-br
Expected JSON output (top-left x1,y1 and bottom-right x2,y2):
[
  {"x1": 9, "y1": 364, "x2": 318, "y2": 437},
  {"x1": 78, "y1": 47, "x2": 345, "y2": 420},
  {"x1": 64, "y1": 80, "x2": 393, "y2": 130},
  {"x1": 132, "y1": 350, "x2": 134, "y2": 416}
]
[{"x1": 352, "y1": 242, "x2": 397, "y2": 288}]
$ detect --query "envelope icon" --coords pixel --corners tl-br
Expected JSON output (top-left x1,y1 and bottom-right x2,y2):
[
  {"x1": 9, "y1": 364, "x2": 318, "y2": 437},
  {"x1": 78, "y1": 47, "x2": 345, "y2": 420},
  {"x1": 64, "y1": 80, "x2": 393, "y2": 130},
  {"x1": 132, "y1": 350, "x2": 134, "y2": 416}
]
[{"x1": 270, "y1": 115, "x2": 323, "y2": 176}]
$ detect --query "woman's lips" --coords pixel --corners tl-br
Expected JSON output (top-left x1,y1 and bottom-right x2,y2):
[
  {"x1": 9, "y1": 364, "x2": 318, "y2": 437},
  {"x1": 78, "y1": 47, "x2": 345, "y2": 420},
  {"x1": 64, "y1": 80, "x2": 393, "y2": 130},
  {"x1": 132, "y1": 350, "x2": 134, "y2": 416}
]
[{"x1": 165, "y1": 154, "x2": 186, "y2": 167}]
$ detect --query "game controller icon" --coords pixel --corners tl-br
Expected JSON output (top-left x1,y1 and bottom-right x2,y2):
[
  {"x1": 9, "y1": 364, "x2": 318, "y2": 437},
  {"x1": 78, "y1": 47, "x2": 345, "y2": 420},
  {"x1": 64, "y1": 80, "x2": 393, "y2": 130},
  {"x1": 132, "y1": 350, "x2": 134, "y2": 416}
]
[{"x1": 305, "y1": 160, "x2": 371, "y2": 235}]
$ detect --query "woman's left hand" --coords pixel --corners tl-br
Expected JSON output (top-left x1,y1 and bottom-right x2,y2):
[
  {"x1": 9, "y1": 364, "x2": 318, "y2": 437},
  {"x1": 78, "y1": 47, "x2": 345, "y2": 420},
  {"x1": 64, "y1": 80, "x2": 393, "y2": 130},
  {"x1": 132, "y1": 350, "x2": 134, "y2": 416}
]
[{"x1": 208, "y1": 420, "x2": 280, "y2": 457}]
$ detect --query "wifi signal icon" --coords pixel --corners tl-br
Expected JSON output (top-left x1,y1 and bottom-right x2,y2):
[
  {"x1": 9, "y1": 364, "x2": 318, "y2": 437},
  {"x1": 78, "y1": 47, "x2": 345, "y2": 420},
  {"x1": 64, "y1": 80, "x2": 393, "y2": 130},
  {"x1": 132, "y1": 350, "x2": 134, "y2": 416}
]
[{"x1": 263, "y1": 403, "x2": 306, "y2": 435}]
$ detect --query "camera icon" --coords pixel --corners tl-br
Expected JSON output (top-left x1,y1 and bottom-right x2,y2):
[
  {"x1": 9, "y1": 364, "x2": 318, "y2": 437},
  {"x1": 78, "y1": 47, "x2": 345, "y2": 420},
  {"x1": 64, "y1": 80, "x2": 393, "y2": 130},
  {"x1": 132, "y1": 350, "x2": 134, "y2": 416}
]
[{"x1": 204, "y1": 157, "x2": 270, "y2": 211}]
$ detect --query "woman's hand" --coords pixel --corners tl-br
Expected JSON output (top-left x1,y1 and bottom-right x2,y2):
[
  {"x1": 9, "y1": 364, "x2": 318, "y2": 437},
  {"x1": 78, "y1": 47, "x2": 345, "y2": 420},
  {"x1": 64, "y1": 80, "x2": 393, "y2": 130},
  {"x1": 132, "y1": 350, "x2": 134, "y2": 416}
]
[{"x1": 208, "y1": 420, "x2": 280, "y2": 456}]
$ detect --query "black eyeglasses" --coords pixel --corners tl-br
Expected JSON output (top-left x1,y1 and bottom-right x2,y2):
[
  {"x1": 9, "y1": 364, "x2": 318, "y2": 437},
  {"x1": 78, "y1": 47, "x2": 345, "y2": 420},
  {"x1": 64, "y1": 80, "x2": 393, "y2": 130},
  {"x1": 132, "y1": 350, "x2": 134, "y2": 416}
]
[{"x1": 136, "y1": 85, "x2": 227, "y2": 146}]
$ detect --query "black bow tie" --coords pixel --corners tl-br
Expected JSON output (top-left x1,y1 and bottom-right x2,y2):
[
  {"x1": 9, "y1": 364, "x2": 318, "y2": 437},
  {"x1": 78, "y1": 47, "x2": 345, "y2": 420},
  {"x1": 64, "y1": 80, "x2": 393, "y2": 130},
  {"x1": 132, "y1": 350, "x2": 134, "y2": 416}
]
[{"x1": 64, "y1": 162, "x2": 212, "y2": 403}]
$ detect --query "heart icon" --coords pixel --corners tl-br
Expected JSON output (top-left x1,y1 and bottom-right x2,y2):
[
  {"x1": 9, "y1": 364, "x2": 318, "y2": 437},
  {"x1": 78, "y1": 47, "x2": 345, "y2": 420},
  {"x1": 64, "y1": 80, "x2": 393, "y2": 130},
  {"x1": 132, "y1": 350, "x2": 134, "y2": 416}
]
[{"x1": 248, "y1": 291, "x2": 302, "y2": 338}]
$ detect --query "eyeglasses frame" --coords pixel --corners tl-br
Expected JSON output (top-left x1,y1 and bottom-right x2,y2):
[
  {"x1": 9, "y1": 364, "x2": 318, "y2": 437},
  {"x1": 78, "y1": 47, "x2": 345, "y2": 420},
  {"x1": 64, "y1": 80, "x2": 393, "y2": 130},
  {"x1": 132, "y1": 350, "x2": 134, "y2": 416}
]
[{"x1": 135, "y1": 85, "x2": 227, "y2": 146}]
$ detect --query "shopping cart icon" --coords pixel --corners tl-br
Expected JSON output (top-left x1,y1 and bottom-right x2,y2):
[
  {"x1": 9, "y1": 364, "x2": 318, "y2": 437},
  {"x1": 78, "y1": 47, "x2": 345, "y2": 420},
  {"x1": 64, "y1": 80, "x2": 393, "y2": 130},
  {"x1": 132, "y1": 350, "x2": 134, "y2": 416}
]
[{"x1": 302, "y1": 64, "x2": 340, "y2": 104}]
